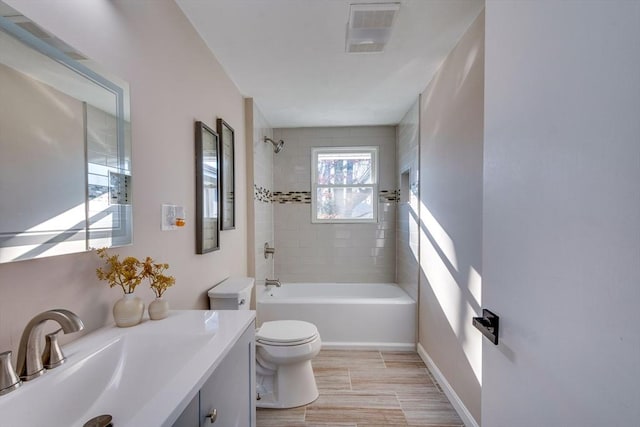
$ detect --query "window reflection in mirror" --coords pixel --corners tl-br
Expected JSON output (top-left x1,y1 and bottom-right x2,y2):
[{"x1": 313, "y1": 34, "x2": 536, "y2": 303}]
[{"x1": 0, "y1": 1, "x2": 132, "y2": 263}]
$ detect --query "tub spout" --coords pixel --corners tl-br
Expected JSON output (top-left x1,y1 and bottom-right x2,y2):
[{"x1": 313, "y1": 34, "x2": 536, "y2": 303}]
[{"x1": 265, "y1": 278, "x2": 281, "y2": 288}]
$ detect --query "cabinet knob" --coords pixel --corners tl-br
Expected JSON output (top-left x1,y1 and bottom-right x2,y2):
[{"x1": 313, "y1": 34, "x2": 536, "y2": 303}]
[{"x1": 206, "y1": 408, "x2": 218, "y2": 423}]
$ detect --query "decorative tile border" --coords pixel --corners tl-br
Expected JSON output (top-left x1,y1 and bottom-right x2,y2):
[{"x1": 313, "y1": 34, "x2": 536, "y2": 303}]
[
  {"x1": 254, "y1": 184, "x2": 271, "y2": 203},
  {"x1": 272, "y1": 191, "x2": 312, "y2": 204},
  {"x1": 258, "y1": 188, "x2": 401, "y2": 204}
]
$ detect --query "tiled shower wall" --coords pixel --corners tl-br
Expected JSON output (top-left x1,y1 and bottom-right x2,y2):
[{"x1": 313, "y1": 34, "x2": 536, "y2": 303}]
[
  {"x1": 272, "y1": 126, "x2": 397, "y2": 283},
  {"x1": 251, "y1": 103, "x2": 274, "y2": 284},
  {"x1": 396, "y1": 100, "x2": 420, "y2": 300}
]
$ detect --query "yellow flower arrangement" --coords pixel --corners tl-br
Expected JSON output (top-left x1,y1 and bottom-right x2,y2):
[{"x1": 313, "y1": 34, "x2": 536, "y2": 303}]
[
  {"x1": 95, "y1": 248, "x2": 143, "y2": 294},
  {"x1": 142, "y1": 257, "x2": 176, "y2": 298}
]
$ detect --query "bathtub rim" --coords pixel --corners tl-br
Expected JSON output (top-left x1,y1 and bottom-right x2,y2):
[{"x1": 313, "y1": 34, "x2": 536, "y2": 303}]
[
  {"x1": 256, "y1": 282, "x2": 416, "y2": 305},
  {"x1": 256, "y1": 282, "x2": 417, "y2": 351}
]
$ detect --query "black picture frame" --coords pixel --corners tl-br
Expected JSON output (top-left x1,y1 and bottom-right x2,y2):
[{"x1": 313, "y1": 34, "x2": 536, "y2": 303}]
[
  {"x1": 195, "y1": 121, "x2": 220, "y2": 253},
  {"x1": 217, "y1": 118, "x2": 235, "y2": 230}
]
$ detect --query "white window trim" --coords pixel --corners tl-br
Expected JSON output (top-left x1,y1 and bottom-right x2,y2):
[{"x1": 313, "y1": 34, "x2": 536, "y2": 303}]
[{"x1": 311, "y1": 146, "x2": 379, "y2": 224}]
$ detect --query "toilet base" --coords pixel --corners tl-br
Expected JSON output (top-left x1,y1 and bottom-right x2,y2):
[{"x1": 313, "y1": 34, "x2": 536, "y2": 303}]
[{"x1": 256, "y1": 360, "x2": 319, "y2": 408}]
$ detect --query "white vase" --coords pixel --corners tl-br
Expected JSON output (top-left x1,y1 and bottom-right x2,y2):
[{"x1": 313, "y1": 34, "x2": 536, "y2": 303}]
[
  {"x1": 148, "y1": 297, "x2": 169, "y2": 320},
  {"x1": 113, "y1": 293, "x2": 144, "y2": 327}
]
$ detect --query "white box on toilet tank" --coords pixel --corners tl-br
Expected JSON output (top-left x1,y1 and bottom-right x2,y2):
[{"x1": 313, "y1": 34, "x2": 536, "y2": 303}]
[{"x1": 208, "y1": 277, "x2": 254, "y2": 310}]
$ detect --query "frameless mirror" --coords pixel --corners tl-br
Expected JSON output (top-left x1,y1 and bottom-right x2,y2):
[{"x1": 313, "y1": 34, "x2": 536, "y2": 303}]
[{"x1": 0, "y1": 1, "x2": 132, "y2": 263}]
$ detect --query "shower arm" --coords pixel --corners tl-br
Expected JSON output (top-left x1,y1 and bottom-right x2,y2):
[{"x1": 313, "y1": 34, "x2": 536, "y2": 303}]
[{"x1": 264, "y1": 136, "x2": 284, "y2": 153}]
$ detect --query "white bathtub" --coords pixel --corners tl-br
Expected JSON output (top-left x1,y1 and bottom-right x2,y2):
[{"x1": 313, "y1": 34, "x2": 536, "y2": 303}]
[{"x1": 256, "y1": 282, "x2": 416, "y2": 350}]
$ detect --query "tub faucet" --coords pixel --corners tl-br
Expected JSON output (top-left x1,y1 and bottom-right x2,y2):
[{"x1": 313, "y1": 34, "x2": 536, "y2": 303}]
[
  {"x1": 16, "y1": 309, "x2": 84, "y2": 381},
  {"x1": 265, "y1": 278, "x2": 281, "y2": 288}
]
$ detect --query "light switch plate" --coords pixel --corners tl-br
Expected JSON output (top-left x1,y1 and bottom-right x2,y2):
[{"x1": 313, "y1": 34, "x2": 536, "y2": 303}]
[{"x1": 161, "y1": 204, "x2": 185, "y2": 231}]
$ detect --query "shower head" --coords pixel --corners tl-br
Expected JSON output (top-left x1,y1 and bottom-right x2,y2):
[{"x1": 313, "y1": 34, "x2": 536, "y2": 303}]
[{"x1": 264, "y1": 136, "x2": 284, "y2": 153}]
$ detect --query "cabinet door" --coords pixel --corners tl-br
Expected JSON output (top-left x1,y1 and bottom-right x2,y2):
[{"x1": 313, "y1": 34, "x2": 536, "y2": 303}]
[
  {"x1": 199, "y1": 324, "x2": 256, "y2": 427},
  {"x1": 172, "y1": 393, "x2": 199, "y2": 427}
]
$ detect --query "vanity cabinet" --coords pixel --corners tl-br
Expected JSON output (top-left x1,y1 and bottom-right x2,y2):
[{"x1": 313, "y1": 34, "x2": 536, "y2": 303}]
[{"x1": 173, "y1": 323, "x2": 256, "y2": 427}]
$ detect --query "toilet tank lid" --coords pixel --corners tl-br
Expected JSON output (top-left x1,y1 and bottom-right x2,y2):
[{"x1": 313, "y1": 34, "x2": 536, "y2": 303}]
[{"x1": 208, "y1": 277, "x2": 255, "y2": 298}]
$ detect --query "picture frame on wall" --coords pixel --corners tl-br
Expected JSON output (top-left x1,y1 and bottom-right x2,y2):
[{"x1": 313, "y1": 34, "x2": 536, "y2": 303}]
[
  {"x1": 195, "y1": 121, "x2": 220, "y2": 253},
  {"x1": 217, "y1": 118, "x2": 235, "y2": 230}
]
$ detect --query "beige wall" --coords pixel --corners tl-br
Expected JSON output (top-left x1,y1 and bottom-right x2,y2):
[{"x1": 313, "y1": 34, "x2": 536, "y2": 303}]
[
  {"x1": 0, "y1": 0, "x2": 247, "y2": 355},
  {"x1": 418, "y1": 10, "x2": 484, "y2": 424}
]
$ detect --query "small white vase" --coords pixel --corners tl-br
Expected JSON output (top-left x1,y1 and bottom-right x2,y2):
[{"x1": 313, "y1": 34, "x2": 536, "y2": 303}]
[
  {"x1": 148, "y1": 297, "x2": 169, "y2": 320},
  {"x1": 113, "y1": 293, "x2": 144, "y2": 327}
]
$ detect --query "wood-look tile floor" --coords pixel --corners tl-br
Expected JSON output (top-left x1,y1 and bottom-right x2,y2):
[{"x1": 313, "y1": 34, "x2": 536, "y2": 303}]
[{"x1": 256, "y1": 350, "x2": 465, "y2": 427}]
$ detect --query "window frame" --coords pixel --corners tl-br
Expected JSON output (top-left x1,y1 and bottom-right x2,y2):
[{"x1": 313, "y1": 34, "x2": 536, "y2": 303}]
[{"x1": 311, "y1": 146, "x2": 379, "y2": 224}]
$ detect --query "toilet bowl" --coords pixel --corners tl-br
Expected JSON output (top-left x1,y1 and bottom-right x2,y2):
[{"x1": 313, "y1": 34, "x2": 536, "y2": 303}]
[
  {"x1": 208, "y1": 278, "x2": 321, "y2": 409},
  {"x1": 255, "y1": 320, "x2": 321, "y2": 408}
]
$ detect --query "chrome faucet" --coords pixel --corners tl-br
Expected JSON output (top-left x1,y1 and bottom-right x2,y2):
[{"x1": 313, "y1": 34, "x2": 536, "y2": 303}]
[
  {"x1": 16, "y1": 309, "x2": 84, "y2": 381},
  {"x1": 265, "y1": 278, "x2": 281, "y2": 288}
]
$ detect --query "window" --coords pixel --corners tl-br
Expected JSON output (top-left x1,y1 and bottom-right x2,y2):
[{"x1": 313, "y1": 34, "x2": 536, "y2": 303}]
[{"x1": 311, "y1": 146, "x2": 378, "y2": 223}]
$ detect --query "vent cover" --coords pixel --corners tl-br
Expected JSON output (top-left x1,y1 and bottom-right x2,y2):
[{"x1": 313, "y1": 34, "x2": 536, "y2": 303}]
[{"x1": 346, "y1": 3, "x2": 400, "y2": 54}]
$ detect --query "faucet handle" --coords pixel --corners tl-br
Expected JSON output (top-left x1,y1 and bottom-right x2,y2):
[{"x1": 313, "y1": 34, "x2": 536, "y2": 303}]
[
  {"x1": 42, "y1": 328, "x2": 66, "y2": 369},
  {"x1": 0, "y1": 350, "x2": 21, "y2": 396},
  {"x1": 264, "y1": 242, "x2": 276, "y2": 259}
]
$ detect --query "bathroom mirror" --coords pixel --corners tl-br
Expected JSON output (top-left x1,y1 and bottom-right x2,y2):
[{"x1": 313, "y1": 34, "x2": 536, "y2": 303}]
[
  {"x1": 217, "y1": 118, "x2": 235, "y2": 230},
  {"x1": 195, "y1": 121, "x2": 220, "y2": 254},
  {"x1": 0, "y1": 2, "x2": 133, "y2": 263}
]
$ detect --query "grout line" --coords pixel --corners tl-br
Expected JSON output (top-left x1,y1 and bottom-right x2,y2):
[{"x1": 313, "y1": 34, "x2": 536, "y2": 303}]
[{"x1": 394, "y1": 390, "x2": 410, "y2": 424}]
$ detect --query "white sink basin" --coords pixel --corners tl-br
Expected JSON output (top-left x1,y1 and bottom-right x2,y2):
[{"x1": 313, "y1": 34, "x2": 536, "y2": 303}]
[{"x1": 0, "y1": 310, "x2": 254, "y2": 427}]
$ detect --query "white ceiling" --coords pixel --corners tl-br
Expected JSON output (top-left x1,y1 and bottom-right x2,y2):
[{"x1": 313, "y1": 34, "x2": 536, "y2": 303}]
[{"x1": 176, "y1": 0, "x2": 484, "y2": 128}]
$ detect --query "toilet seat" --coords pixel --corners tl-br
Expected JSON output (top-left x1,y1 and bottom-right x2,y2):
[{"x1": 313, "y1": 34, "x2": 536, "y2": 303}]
[{"x1": 257, "y1": 320, "x2": 319, "y2": 346}]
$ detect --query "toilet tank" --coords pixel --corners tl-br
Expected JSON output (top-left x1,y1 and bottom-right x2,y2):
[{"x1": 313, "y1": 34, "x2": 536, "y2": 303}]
[{"x1": 208, "y1": 277, "x2": 255, "y2": 310}]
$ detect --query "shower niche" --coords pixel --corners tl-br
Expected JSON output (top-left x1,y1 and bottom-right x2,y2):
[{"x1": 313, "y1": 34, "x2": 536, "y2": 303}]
[{"x1": 400, "y1": 170, "x2": 411, "y2": 204}]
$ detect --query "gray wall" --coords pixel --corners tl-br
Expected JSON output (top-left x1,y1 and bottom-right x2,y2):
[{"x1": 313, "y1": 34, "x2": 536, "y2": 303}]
[
  {"x1": 418, "y1": 10, "x2": 484, "y2": 424},
  {"x1": 273, "y1": 126, "x2": 397, "y2": 283},
  {"x1": 396, "y1": 100, "x2": 420, "y2": 301},
  {"x1": 246, "y1": 99, "x2": 274, "y2": 287},
  {"x1": 482, "y1": 1, "x2": 640, "y2": 426}
]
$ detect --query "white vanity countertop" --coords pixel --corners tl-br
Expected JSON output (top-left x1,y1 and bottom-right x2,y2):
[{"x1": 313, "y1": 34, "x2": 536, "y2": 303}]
[{"x1": 0, "y1": 309, "x2": 256, "y2": 427}]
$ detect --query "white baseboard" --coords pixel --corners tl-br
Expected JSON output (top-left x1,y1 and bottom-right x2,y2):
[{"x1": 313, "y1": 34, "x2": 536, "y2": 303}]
[{"x1": 417, "y1": 343, "x2": 479, "y2": 427}]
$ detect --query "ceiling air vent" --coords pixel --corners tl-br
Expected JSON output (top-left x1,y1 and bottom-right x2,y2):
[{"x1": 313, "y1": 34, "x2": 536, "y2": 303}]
[{"x1": 345, "y1": 2, "x2": 400, "y2": 54}]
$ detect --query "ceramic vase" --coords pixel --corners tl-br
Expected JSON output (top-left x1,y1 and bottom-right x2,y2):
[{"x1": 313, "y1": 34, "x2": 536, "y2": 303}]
[
  {"x1": 148, "y1": 297, "x2": 169, "y2": 320},
  {"x1": 113, "y1": 293, "x2": 144, "y2": 327}
]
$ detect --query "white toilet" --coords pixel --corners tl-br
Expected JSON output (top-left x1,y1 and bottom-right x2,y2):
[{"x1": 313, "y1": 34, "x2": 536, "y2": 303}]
[{"x1": 208, "y1": 277, "x2": 321, "y2": 409}]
